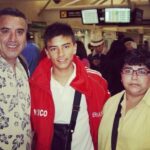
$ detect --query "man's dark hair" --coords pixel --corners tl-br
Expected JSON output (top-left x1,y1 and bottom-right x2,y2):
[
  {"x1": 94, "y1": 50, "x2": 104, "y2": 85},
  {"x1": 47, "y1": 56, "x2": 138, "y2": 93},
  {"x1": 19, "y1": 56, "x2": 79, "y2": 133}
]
[
  {"x1": 43, "y1": 22, "x2": 76, "y2": 47},
  {"x1": 123, "y1": 48, "x2": 150, "y2": 70},
  {"x1": 0, "y1": 7, "x2": 27, "y2": 20}
]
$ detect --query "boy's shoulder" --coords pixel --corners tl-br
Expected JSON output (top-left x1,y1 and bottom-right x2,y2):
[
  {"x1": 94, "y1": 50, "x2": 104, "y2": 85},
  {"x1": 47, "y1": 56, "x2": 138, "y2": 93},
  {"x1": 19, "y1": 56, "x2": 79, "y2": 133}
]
[{"x1": 86, "y1": 68, "x2": 105, "y2": 81}]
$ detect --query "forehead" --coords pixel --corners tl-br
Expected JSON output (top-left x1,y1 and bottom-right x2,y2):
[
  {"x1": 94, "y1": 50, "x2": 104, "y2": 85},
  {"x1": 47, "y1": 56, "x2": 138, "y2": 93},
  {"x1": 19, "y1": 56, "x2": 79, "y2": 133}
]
[
  {"x1": 0, "y1": 15, "x2": 27, "y2": 30},
  {"x1": 124, "y1": 64, "x2": 148, "y2": 70},
  {"x1": 47, "y1": 35, "x2": 73, "y2": 46}
]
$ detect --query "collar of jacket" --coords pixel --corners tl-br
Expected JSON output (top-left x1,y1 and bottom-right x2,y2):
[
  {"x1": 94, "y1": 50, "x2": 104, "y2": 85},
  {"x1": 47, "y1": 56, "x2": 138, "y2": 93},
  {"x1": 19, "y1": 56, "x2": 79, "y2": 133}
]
[{"x1": 29, "y1": 55, "x2": 91, "y2": 96}]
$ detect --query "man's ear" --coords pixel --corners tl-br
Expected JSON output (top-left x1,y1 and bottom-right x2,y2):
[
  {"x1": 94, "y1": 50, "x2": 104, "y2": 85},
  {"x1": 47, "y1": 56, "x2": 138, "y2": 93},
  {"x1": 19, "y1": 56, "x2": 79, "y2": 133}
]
[{"x1": 45, "y1": 48, "x2": 51, "y2": 59}]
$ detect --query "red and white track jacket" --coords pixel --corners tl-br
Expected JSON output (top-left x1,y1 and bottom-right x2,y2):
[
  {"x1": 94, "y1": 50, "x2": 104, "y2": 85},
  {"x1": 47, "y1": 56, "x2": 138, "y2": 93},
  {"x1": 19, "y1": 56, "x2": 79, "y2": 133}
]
[{"x1": 30, "y1": 56, "x2": 110, "y2": 150}]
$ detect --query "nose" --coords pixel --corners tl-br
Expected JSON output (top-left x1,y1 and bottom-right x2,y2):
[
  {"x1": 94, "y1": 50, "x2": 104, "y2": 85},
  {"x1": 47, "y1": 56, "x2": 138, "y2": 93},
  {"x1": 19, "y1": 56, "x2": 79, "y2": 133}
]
[
  {"x1": 9, "y1": 31, "x2": 17, "y2": 42},
  {"x1": 131, "y1": 71, "x2": 138, "y2": 79},
  {"x1": 58, "y1": 47, "x2": 64, "y2": 56}
]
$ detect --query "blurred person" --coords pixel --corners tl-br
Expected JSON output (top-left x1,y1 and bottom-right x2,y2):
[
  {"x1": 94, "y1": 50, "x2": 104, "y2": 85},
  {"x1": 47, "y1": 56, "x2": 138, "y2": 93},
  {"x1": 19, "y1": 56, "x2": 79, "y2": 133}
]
[
  {"x1": 103, "y1": 36, "x2": 137, "y2": 96},
  {"x1": 21, "y1": 32, "x2": 40, "y2": 75},
  {"x1": 30, "y1": 22, "x2": 110, "y2": 150},
  {"x1": 0, "y1": 7, "x2": 32, "y2": 150},
  {"x1": 87, "y1": 38, "x2": 106, "y2": 74},
  {"x1": 103, "y1": 40, "x2": 126, "y2": 95},
  {"x1": 98, "y1": 48, "x2": 150, "y2": 150},
  {"x1": 76, "y1": 40, "x2": 90, "y2": 67},
  {"x1": 143, "y1": 40, "x2": 149, "y2": 51},
  {"x1": 123, "y1": 37, "x2": 137, "y2": 51}
]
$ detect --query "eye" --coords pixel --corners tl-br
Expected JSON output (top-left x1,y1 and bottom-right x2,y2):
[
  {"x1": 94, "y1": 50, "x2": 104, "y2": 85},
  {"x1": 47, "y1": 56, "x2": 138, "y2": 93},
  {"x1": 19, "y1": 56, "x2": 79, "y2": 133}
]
[
  {"x1": 17, "y1": 29, "x2": 25, "y2": 35},
  {"x1": 63, "y1": 44, "x2": 70, "y2": 49},
  {"x1": 137, "y1": 69, "x2": 147, "y2": 75},
  {"x1": 0, "y1": 28, "x2": 10, "y2": 34},
  {"x1": 48, "y1": 47, "x2": 58, "y2": 52},
  {"x1": 123, "y1": 68, "x2": 132, "y2": 74}
]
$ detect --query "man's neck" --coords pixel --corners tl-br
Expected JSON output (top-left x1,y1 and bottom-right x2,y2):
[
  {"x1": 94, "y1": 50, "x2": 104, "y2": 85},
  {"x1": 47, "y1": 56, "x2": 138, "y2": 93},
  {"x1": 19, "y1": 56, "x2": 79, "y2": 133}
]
[
  {"x1": 0, "y1": 55, "x2": 17, "y2": 71},
  {"x1": 125, "y1": 92, "x2": 145, "y2": 112}
]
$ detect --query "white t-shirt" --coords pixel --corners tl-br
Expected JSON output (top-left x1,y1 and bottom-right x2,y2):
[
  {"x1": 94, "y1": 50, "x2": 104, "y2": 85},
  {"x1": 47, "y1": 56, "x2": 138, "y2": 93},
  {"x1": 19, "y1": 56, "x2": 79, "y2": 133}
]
[{"x1": 50, "y1": 64, "x2": 94, "y2": 150}]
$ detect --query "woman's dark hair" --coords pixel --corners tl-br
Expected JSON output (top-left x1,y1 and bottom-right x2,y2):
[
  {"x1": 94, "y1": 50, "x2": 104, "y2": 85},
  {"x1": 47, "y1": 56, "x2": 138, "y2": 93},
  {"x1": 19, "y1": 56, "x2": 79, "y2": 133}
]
[{"x1": 76, "y1": 40, "x2": 88, "y2": 59}]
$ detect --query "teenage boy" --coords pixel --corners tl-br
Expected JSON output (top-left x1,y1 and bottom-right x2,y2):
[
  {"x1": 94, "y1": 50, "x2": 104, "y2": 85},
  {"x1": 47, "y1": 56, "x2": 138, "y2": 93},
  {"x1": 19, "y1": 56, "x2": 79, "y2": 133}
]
[{"x1": 30, "y1": 22, "x2": 109, "y2": 150}]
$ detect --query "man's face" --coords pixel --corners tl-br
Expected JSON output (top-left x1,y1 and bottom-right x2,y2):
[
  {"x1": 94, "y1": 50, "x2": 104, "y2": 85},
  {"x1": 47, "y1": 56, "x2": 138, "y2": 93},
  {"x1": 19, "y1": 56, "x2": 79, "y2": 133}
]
[
  {"x1": 94, "y1": 43, "x2": 104, "y2": 54},
  {"x1": 121, "y1": 65, "x2": 150, "y2": 97},
  {"x1": 45, "y1": 35, "x2": 76, "y2": 72},
  {"x1": 0, "y1": 15, "x2": 27, "y2": 64}
]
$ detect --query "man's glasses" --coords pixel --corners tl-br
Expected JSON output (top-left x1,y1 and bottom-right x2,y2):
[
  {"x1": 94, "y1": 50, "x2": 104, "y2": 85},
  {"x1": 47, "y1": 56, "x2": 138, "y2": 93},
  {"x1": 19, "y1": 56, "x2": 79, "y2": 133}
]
[{"x1": 122, "y1": 67, "x2": 150, "y2": 76}]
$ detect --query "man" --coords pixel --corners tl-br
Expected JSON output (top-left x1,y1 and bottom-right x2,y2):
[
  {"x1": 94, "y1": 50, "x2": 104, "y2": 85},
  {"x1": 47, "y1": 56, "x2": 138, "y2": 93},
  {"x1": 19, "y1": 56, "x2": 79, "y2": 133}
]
[
  {"x1": 98, "y1": 48, "x2": 150, "y2": 150},
  {"x1": 87, "y1": 38, "x2": 106, "y2": 74},
  {"x1": 0, "y1": 8, "x2": 32, "y2": 150},
  {"x1": 30, "y1": 22, "x2": 109, "y2": 150},
  {"x1": 21, "y1": 32, "x2": 40, "y2": 75}
]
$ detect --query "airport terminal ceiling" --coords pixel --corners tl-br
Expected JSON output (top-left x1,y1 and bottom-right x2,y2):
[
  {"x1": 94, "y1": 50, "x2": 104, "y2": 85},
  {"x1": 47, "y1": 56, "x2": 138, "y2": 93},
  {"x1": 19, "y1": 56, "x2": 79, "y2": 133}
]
[
  {"x1": 0, "y1": 0, "x2": 149, "y2": 11},
  {"x1": 0, "y1": 0, "x2": 149, "y2": 35}
]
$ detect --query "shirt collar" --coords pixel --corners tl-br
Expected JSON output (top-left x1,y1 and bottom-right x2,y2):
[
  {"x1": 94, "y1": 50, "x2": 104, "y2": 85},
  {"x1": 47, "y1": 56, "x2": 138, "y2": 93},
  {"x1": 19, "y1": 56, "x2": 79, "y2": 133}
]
[{"x1": 51, "y1": 63, "x2": 76, "y2": 86}]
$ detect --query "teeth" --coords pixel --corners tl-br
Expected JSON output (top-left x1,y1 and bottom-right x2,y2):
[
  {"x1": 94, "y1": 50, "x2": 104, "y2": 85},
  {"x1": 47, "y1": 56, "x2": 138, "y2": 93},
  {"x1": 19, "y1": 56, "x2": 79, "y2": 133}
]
[
  {"x1": 7, "y1": 44, "x2": 17, "y2": 48},
  {"x1": 58, "y1": 59, "x2": 65, "y2": 62},
  {"x1": 8, "y1": 45, "x2": 17, "y2": 48}
]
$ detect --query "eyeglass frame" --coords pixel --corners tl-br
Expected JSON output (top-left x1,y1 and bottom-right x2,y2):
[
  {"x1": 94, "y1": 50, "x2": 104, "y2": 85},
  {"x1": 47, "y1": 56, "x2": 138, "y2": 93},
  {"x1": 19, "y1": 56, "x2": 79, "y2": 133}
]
[{"x1": 122, "y1": 67, "x2": 150, "y2": 76}]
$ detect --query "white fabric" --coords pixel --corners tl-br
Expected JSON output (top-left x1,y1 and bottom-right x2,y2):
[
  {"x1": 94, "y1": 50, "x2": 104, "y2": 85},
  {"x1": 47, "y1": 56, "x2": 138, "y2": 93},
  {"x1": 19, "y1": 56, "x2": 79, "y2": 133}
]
[{"x1": 51, "y1": 64, "x2": 94, "y2": 150}]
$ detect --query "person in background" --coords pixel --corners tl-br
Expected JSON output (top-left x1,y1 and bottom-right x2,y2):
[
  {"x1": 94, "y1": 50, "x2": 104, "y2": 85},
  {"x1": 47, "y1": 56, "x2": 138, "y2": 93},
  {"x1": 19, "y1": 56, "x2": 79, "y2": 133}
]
[
  {"x1": 21, "y1": 32, "x2": 40, "y2": 75},
  {"x1": 102, "y1": 40, "x2": 126, "y2": 95},
  {"x1": 0, "y1": 7, "x2": 32, "y2": 150},
  {"x1": 76, "y1": 40, "x2": 90, "y2": 67},
  {"x1": 30, "y1": 22, "x2": 109, "y2": 150},
  {"x1": 123, "y1": 37, "x2": 137, "y2": 51},
  {"x1": 143, "y1": 40, "x2": 149, "y2": 51},
  {"x1": 87, "y1": 38, "x2": 106, "y2": 74},
  {"x1": 103, "y1": 36, "x2": 137, "y2": 96},
  {"x1": 98, "y1": 48, "x2": 150, "y2": 150}
]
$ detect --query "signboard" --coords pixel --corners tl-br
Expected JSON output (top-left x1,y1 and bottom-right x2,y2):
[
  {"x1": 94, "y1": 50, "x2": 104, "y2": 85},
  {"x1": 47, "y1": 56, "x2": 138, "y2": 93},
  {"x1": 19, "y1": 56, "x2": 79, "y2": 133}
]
[{"x1": 60, "y1": 10, "x2": 81, "y2": 18}]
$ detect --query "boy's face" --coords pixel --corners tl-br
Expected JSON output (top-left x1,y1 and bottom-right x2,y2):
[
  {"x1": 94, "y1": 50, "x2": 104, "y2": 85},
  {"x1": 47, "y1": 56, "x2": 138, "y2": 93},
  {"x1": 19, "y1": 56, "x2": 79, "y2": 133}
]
[
  {"x1": 0, "y1": 15, "x2": 27, "y2": 64},
  {"x1": 45, "y1": 35, "x2": 76, "y2": 72},
  {"x1": 121, "y1": 65, "x2": 150, "y2": 97}
]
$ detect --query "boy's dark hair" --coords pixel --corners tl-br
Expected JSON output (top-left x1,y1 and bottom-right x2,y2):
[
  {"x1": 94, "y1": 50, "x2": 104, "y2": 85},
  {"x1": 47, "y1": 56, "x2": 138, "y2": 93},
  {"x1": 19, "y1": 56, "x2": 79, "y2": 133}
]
[
  {"x1": 44, "y1": 22, "x2": 76, "y2": 47},
  {"x1": 0, "y1": 7, "x2": 27, "y2": 20},
  {"x1": 123, "y1": 48, "x2": 150, "y2": 70}
]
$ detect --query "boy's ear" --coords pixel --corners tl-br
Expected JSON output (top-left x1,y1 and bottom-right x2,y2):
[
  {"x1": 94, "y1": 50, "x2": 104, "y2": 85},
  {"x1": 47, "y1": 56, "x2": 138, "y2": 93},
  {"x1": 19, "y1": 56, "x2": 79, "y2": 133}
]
[
  {"x1": 73, "y1": 43, "x2": 77, "y2": 54},
  {"x1": 45, "y1": 48, "x2": 51, "y2": 59}
]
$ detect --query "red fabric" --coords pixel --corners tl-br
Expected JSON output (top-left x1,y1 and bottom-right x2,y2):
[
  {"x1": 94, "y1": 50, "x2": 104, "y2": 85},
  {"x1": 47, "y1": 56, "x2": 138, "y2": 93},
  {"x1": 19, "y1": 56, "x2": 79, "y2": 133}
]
[{"x1": 30, "y1": 55, "x2": 110, "y2": 150}]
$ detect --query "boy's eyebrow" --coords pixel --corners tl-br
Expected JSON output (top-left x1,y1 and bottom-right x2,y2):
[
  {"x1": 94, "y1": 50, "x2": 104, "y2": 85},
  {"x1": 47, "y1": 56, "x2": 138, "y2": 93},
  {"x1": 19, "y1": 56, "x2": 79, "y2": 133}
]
[
  {"x1": 47, "y1": 42, "x2": 71, "y2": 47},
  {"x1": 63, "y1": 43, "x2": 71, "y2": 46}
]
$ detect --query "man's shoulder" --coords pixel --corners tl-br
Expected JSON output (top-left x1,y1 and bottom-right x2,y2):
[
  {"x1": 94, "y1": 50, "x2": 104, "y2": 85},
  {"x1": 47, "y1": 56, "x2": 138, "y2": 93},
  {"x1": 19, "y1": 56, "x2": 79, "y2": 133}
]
[{"x1": 105, "y1": 91, "x2": 124, "y2": 106}]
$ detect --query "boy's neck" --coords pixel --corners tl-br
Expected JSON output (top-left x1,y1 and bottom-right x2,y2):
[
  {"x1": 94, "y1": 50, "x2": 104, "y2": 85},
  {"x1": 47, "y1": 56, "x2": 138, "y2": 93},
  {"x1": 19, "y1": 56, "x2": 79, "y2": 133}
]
[{"x1": 52, "y1": 64, "x2": 74, "y2": 86}]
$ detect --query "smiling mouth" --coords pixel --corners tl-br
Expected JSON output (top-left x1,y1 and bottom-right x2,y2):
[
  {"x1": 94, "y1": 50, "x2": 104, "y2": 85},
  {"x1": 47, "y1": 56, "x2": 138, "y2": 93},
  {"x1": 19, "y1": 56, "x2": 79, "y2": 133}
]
[
  {"x1": 8, "y1": 46, "x2": 17, "y2": 48},
  {"x1": 57, "y1": 58, "x2": 67, "y2": 63},
  {"x1": 129, "y1": 83, "x2": 140, "y2": 87}
]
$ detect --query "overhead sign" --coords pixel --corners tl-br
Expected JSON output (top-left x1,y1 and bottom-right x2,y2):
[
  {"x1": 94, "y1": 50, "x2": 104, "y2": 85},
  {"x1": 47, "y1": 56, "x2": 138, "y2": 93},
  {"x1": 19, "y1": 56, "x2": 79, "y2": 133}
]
[{"x1": 60, "y1": 10, "x2": 81, "y2": 18}]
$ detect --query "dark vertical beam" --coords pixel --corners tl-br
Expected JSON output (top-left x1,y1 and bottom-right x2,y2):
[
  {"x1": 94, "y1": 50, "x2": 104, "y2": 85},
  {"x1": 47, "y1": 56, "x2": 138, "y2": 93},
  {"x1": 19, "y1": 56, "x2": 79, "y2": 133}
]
[{"x1": 38, "y1": 0, "x2": 51, "y2": 16}]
